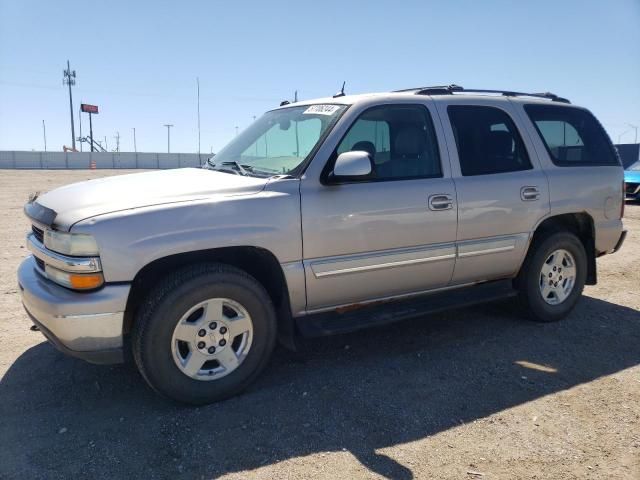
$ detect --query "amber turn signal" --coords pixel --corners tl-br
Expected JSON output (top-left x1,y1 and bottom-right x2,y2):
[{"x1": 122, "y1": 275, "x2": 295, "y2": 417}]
[{"x1": 69, "y1": 273, "x2": 104, "y2": 290}]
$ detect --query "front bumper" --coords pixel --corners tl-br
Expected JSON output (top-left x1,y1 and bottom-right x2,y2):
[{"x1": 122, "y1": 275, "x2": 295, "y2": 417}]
[
  {"x1": 626, "y1": 183, "x2": 640, "y2": 200},
  {"x1": 18, "y1": 256, "x2": 130, "y2": 364}
]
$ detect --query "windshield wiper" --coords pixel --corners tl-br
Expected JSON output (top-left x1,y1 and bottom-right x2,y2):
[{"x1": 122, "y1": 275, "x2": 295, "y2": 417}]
[
  {"x1": 221, "y1": 161, "x2": 249, "y2": 176},
  {"x1": 208, "y1": 160, "x2": 251, "y2": 176}
]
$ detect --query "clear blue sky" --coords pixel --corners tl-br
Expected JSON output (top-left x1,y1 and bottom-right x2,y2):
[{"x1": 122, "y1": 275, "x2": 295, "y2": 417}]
[{"x1": 1, "y1": 0, "x2": 639, "y2": 153}]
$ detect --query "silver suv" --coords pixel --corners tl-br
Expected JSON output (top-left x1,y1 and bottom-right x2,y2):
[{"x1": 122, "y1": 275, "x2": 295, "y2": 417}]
[{"x1": 18, "y1": 85, "x2": 626, "y2": 404}]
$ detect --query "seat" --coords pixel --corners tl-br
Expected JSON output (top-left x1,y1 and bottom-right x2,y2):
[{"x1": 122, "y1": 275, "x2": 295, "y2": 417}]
[
  {"x1": 483, "y1": 130, "x2": 516, "y2": 172},
  {"x1": 383, "y1": 126, "x2": 428, "y2": 178}
]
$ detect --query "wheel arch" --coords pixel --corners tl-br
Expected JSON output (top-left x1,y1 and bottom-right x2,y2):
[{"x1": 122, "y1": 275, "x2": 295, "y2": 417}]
[
  {"x1": 526, "y1": 212, "x2": 597, "y2": 285},
  {"x1": 123, "y1": 246, "x2": 297, "y2": 350}
]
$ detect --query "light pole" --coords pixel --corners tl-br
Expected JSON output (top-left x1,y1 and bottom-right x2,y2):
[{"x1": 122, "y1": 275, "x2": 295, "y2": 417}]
[
  {"x1": 197, "y1": 77, "x2": 201, "y2": 157},
  {"x1": 164, "y1": 124, "x2": 174, "y2": 153},
  {"x1": 132, "y1": 127, "x2": 137, "y2": 153},
  {"x1": 627, "y1": 123, "x2": 638, "y2": 144},
  {"x1": 618, "y1": 131, "x2": 629, "y2": 144}
]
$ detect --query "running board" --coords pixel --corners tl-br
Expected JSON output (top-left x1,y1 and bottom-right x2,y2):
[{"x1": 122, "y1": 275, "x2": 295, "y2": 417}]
[{"x1": 296, "y1": 280, "x2": 517, "y2": 337}]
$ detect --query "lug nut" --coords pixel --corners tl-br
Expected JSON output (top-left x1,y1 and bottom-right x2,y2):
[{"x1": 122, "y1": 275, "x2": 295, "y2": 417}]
[
  {"x1": 559, "y1": 275, "x2": 563, "y2": 280},
  {"x1": 208, "y1": 346, "x2": 216, "y2": 354},
  {"x1": 219, "y1": 326, "x2": 228, "y2": 334},
  {"x1": 219, "y1": 339, "x2": 227, "y2": 347},
  {"x1": 553, "y1": 266, "x2": 557, "y2": 271},
  {"x1": 549, "y1": 273, "x2": 553, "y2": 278},
  {"x1": 209, "y1": 322, "x2": 217, "y2": 330},
  {"x1": 197, "y1": 341, "x2": 205, "y2": 349},
  {"x1": 198, "y1": 329, "x2": 206, "y2": 337}
]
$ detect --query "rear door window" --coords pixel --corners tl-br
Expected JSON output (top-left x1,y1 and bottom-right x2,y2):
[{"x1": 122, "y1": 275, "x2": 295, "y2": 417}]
[
  {"x1": 524, "y1": 104, "x2": 619, "y2": 166},
  {"x1": 447, "y1": 105, "x2": 532, "y2": 176}
]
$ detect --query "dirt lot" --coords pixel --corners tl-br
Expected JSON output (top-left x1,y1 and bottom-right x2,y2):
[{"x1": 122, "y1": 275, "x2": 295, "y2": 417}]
[{"x1": 0, "y1": 170, "x2": 638, "y2": 480}]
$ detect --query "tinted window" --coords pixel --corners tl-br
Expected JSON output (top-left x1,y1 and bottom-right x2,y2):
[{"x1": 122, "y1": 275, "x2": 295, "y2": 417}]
[
  {"x1": 335, "y1": 104, "x2": 441, "y2": 180},
  {"x1": 524, "y1": 104, "x2": 618, "y2": 166},
  {"x1": 448, "y1": 106, "x2": 532, "y2": 176}
]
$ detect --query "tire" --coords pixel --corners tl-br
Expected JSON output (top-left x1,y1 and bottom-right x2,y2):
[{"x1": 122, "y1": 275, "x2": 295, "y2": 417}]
[
  {"x1": 516, "y1": 231, "x2": 587, "y2": 323},
  {"x1": 131, "y1": 263, "x2": 277, "y2": 405}
]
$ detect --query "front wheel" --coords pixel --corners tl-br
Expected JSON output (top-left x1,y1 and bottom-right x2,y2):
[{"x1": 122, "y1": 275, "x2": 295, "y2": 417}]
[
  {"x1": 132, "y1": 264, "x2": 277, "y2": 405},
  {"x1": 516, "y1": 231, "x2": 587, "y2": 322}
]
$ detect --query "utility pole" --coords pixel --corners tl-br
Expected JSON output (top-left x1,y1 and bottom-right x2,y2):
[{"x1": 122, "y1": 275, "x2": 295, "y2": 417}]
[
  {"x1": 132, "y1": 127, "x2": 137, "y2": 152},
  {"x1": 42, "y1": 120, "x2": 47, "y2": 152},
  {"x1": 627, "y1": 123, "x2": 638, "y2": 144},
  {"x1": 63, "y1": 60, "x2": 77, "y2": 150},
  {"x1": 164, "y1": 124, "x2": 173, "y2": 153},
  {"x1": 104, "y1": 136, "x2": 108, "y2": 151},
  {"x1": 114, "y1": 131, "x2": 120, "y2": 152}
]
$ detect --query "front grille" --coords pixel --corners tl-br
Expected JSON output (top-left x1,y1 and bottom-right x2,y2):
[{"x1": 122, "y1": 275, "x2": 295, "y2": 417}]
[
  {"x1": 34, "y1": 257, "x2": 45, "y2": 271},
  {"x1": 32, "y1": 225, "x2": 44, "y2": 243}
]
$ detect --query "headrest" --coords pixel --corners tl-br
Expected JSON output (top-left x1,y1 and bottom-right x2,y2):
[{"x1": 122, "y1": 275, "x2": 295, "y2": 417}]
[
  {"x1": 351, "y1": 141, "x2": 376, "y2": 158},
  {"x1": 394, "y1": 127, "x2": 425, "y2": 156},
  {"x1": 485, "y1": 130, "x2": 513, "y2": 157}
]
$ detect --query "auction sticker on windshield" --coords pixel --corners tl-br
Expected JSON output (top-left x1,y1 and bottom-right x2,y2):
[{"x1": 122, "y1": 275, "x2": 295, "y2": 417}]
[{"x1": 303, "y1": 105, "x2": 341, "y2": 115}]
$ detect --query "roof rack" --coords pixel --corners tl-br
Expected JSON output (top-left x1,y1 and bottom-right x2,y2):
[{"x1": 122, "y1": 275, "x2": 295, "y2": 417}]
[{"x1": 394, "y1": 84, "x2": 570, "y2": 104}]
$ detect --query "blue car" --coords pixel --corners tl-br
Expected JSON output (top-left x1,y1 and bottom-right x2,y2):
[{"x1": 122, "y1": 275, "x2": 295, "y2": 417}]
[{"x1": 625, "y1": 160, "x2": 640, "y2": 201}]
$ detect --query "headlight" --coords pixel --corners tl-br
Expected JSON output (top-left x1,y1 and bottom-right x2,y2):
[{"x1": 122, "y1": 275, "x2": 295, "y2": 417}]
[{"x1": 44, "y1": 230, "x2": 99, "y2": 256}]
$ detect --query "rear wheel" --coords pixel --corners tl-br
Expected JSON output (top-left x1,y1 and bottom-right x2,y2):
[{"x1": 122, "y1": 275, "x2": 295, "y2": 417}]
[
  {"x1": 132, "y1": 263, "x2": 277, "y2": 405},
  {"x1": 517, "y1": 231, "x2": 587, "y2": 322}
]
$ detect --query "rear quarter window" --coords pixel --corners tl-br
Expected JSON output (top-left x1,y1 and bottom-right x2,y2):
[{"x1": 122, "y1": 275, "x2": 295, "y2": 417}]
[{"x1": 524, "y1": 104, "x2": 619, "y2": 167}]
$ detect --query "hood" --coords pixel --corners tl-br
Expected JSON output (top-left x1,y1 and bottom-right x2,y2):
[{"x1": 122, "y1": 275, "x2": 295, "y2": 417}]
[
  {"x1": 30, "y1": 168, "x2": 269, "y2": 229},
  {"x1": 624, "y1": 169, "x2": 640, "y2": 183}
]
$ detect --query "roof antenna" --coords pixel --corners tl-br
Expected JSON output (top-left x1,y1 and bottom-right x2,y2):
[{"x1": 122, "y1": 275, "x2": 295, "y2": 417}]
[{"x1": 333, "y1": 81, "x2": 346, "y2": 98}]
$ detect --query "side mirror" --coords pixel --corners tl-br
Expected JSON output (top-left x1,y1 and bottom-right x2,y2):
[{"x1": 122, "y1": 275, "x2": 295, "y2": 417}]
[{"x1": 331, "y1": 151, "x2": 374, "y2": 181}]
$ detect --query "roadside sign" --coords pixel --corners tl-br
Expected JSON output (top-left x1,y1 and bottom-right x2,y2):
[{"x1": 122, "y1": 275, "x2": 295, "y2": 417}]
[{"x1": 81, "y1": 104, "x2": 99, "y2": 114}]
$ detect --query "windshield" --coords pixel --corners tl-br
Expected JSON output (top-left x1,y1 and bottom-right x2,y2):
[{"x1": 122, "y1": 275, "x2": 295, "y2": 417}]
[
  {"x1": 209, "y1": 104, "x2": 347, "y2": 176},
  {"x1": 629, "y1": 160, "x2": 640, "y2": 171}
]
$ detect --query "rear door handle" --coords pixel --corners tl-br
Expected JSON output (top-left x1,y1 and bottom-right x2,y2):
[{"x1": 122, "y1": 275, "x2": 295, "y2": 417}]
[
  {"x1": 521, "y1": 186, "x2": 540, "y2": 201},
  {"x1": 428, "y1": 194, "x2": 453, "y2": 211}
]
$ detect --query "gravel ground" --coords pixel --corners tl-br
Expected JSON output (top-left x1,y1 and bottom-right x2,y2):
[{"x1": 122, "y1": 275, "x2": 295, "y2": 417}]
[{"x1": 0, "y1": 170, "x2": 639, "y2": 480}]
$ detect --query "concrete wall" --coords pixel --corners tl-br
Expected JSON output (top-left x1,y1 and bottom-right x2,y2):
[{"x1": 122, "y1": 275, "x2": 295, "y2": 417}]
[{"x1": 0, "y1": 151, "x2": 207, "y2": 169}]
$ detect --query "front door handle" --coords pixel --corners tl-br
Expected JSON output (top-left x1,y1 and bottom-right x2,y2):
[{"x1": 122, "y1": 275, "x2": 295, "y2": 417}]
[
  {"x1": 428, "y1": 194, "x2": 453, "y2": 211},
  {"x1": 521, "y1": 186, "x2": 540, "y2": 201}
]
